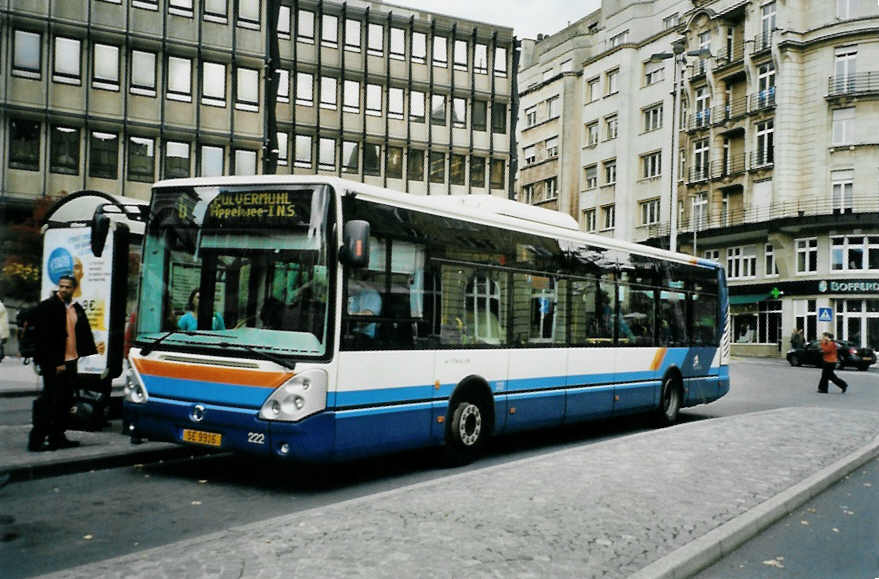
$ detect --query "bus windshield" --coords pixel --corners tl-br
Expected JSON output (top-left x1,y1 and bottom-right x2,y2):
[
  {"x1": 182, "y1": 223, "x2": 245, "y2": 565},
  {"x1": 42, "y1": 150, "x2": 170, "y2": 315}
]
[{"x1": 136, "y1": 184, "x2": 332, "y2": 358}]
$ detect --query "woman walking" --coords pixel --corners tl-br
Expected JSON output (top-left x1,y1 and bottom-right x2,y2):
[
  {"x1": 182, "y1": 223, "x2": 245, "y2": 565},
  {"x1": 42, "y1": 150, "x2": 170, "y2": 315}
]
[{"x1": 817, "y1": 333, "x2": 848, "y2": 393}]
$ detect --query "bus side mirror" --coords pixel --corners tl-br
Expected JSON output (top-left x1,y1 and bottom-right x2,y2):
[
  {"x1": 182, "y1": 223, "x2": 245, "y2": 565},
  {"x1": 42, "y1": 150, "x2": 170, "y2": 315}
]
[
  {"x1": 340, "y1": 220, "x2": 370, "y2": 268},
  {"x1": 91, "y1": 213, "x2": 110, "y2": 257}
]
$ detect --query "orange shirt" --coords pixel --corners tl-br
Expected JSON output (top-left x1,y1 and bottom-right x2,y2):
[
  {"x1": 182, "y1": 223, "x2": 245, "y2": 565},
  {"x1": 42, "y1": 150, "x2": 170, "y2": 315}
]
[
  {"x1": 64, "y1": 303, "x2": 78, "y2": 362},
  {"x1": 820, "y1": 340, "x2": 838, "y2": 364}
]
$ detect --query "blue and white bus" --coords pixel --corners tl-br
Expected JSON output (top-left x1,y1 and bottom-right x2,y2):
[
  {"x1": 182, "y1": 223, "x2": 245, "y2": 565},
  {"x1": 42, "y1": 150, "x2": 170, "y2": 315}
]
[{"x1": 124, "y1": 176, "x2": 729, "y2": 462}]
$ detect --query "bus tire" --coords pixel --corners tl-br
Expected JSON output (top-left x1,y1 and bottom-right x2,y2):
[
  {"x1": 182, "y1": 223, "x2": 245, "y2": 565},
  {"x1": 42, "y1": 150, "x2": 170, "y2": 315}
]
[
  {"x1": 654, "y1": 375, "x2": 682, "y2": 427},
  {"x1": 445, "y1": 400, "x2": 487, "y2": 464}
]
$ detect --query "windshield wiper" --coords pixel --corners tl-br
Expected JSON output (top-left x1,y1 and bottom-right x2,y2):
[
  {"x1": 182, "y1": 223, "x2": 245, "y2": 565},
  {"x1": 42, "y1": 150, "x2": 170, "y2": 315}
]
[
  {"x1": 216, "y1": 341, "x2": 296, "y2": 371},
  {"x1": 140, "y1": 330, "x2": 235, "y2": 356}
]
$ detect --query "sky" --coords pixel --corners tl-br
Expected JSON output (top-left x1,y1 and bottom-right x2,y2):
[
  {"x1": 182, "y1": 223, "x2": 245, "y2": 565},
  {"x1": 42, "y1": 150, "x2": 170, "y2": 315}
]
[{"x1": 386, "y1": 0, "x2": 602, "y2": 40}]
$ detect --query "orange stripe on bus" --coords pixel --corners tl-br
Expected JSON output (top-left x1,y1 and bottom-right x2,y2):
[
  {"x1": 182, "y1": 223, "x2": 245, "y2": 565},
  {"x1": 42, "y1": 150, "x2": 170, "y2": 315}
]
[
  {"x1": 650, "y1": 347, "x2": 667, "y2": 371},
  {"x1": 133, "y1": 358, "x2": 293, "y2": 388}
]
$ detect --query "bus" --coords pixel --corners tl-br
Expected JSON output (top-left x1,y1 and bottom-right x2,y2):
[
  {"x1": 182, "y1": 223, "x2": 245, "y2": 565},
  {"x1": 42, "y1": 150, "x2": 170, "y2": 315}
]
[{"x1": 123, "y1": 176, "x2": 729, "y2": 462}]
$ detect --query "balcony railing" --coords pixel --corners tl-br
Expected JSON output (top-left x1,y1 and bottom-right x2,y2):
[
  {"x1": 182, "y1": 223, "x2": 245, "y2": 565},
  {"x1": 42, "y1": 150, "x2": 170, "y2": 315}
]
[
  {"x1": 688, "y1": 59, "x2": 709, "y2": 79},
  {"x1": 646, "y1": 193, "x2": 879, "y2": 239},
  {"x1": 748, "y1": 88, "x2": 775, "y2": 112},
  {"x1": 711, "y1": 95, "x2": 748, "y2": 124},
  {"x1": 688, "y1": 164, "x2": 711, "y2": 183},
  {"x1": 714, "y1": 45, "x2": 745, "y2": 70},
  {"x1": 751, "y1": 32, "x2": 773, "y2": 54},
  {"x1": 749, "y1": 149, "x2": 774, "y2": 170},
  {"x1": 686, "y1": 110, "x2": 712, "y2": 130},
  {"x1": 827, "y1": 72, "x2": 879, "y2": 98},
  {"x1": 710, "y1": 153, "x2": 747, "y2": 179}
]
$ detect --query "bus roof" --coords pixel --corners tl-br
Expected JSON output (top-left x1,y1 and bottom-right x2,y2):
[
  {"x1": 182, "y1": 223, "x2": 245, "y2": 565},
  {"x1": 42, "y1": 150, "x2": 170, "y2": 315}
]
[{"x1": 152, "y1": 175, "x2": 719, "y2": 271}]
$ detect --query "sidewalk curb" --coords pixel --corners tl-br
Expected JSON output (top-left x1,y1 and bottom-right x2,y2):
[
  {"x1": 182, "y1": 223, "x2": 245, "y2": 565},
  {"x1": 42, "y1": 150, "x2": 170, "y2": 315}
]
[{"x1": 631, "y1": 432, "x2": 879, "y2": 579}]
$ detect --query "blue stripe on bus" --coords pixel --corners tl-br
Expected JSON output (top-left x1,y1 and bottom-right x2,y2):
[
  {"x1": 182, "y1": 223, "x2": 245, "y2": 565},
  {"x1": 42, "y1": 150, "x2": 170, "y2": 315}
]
[{"x1": 141, "y1": 375, "x2": 270, "y2": 408}]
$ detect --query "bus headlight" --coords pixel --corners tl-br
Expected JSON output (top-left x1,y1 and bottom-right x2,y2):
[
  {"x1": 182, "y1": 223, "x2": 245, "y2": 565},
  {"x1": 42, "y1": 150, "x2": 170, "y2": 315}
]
[
  {"x1": 124, "y1": 363, "x2": 149, "y2": 404},
  {"x1": 259, "y1": 369, "x2": 327, "y2": 422}
]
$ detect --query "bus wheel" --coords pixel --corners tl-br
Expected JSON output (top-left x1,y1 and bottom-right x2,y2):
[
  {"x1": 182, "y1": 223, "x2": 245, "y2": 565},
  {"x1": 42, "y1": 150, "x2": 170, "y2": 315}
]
[
  {"x1": 655, "y1": 376, "x2": 682, "y2": 427},
  {"x1": 446, "y1": 400, "x2": 487, "y2": 464}
]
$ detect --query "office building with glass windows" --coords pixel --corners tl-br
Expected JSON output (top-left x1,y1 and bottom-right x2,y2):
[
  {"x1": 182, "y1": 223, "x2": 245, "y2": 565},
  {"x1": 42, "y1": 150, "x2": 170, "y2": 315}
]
[{"x1": 1, "y1": 0, "x2": 516, "y2": 224}]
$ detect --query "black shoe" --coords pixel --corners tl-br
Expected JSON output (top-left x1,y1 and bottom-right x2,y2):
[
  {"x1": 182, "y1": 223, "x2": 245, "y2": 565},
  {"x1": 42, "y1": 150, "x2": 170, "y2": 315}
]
[
  {"x1": 840, "y1": 384, "x2": 848, "y2": 393},
  {"x1": 27, "y1": 432, "x2": 47, "y2": 452}
]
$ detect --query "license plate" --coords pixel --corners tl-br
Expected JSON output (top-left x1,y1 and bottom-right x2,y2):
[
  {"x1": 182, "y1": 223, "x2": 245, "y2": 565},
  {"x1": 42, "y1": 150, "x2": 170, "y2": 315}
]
[{"x1": 182, "y1": 429, "x2": 222, "y2": 447}]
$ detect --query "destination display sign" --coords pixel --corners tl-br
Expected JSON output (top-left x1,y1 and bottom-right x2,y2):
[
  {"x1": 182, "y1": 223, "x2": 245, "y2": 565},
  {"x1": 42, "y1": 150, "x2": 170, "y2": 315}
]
[{"x1": 204, "y1": 190, "x2": 310, "y2": 227}]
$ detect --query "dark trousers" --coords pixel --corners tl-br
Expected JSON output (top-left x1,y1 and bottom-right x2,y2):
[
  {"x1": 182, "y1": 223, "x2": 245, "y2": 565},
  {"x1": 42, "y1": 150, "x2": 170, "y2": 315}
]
[
  {"x1": 31, "y1": 360, "x2": 77, "y2": 445},
  {"x1": 818, "y1": 361, "x2": 848, "y2": 392}
]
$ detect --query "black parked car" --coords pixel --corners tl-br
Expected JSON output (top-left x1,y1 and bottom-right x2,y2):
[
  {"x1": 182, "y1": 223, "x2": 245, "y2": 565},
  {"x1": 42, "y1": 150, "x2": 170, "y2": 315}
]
[{"x1": 786, "y1": 340, "x2": 876, "y2": 371}]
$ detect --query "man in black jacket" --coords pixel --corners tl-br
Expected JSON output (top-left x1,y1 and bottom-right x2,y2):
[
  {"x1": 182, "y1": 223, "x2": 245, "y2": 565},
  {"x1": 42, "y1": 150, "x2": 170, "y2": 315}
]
[{"x1": 28, "y1": 275, "x2": 97, "y2": 451}]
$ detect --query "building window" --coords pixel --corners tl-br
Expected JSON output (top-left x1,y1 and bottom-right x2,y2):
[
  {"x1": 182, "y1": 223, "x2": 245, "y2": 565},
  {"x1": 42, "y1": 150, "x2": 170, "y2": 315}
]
[
  {"x1": 345, "y1": 18, "x2": 361, "y2": 50},
  {"x1": 454, "y1": 40, "x2": 467, "y2": 70},
  {"x1": 584, "y1": 165, "x2": 597, "y2": 189},
  {"x1": 703, "y1": 249, "x2": 721, "y2": 263},
  {"x1": 164, "y1": 140, "x2": 190, "y2": 178},
  {"x1": 726, "y1": 246, "x2": 757, "y2": 279},
  {"x1": 53, "y1": 37, "x2": 81, "y2": 85},
  {"x1": 383, "y1": 87, "x2": 401, "y2": 119},
  {"x1": 319, "y1": 137, "x2": 335, "y2": 170},
  {"x1": 297, "y1": 10, "x2": 314, "y2": 42},
  {"x1": 470, "y1": 156, "x2": 485, "y2": 187},
  {"x1": 584, "y1": 209, "x2": 596, "y2": 232},
  {"x1": 366, "y1": 83, "x2": 382, "y2": 116},
  {"x1": 431, "y1": 94, "x2": 446, "y2": 125},
  {"x1": 200, "y1": 144, "x2": 224, "y2": 176},
  {"x1": 831, "y1": 169, "x2": 853, "y2": 214},
  {"x1": 205, "y1": 0, "x2": 227, "y2": 22},
  {"x1": 408, "y1": 149, "x2": 424, "y2": 181},
  {"x1": 643, "y1": 103, "x2": 663, "y2": 132},
  {"x1": 296, "y1": 72, "x2": 313, "y2": 105},
  {"x1": 757, "y1": 63, "x2": 776, "y2": 107},
  {"x1": 522, "y1": 184, "x2": 534, "y2": 204},
  {"x1": 474, "y1": 43, "x2": 487, "y2": 73},
  {"x1": 832, "y1": 108, "x2": 855, "y2": 146},
  {"x1": 642, "y1": 151, "x2": 661, "y2": 179},
  {"x1": 547, "y1": 96, "x2": 560, "y2": 119},
  {"x1": 389, "y1": 27, "x2": 405, "y2": 59},
  {"x1": 167, "y1": 56, "x2": 192, "y2": 102},
  {"x1": 127, "y1": 136, "x2": 155, "y2": 182},
  {"x1": 429, "y1": 152, "x2": 445, "y2": 183},
  {"x1": 322, "y1": 14, "x2": 338, "y2": 47},
  {"x1": 342, "y1": 141, "x2": 359, "y2": 173},
  {"x1": 276, "y1": 132, "x2": 288, "y2": 166},
  {"x1": 832, "y1": 236, "x2": 879, "y2": 270},
  {"x1": 523, "y1": 145, "x2": 535, "y2": 165},
  {"x1": 169, "y1": 0, "x2": 193, "y2": 17},
  {"x1": 644, "y1": 60, "x2": 665, "y2": 86},
  {"x1": 452, "y1": 97, "x2": 466, "y2": 128},
  {"x1": 640, "y1": 198, "x2": 660, "y2": 225},
  {"x1": 606, "y1": 69, "x2": 619, "y2": 95},
  {"x1": 663, "y1": 14, "x2": 680, "y2": 30},
  {"x1": 133, "y1": 0, "x2": 159, "y2": 10},
  {"x1": 796, "y1": 238, "x2": 818, "y2": 273},
  {"x1": 93, "y1": 43, "x2": 120, "y2": 90},
  {"x1": 525, "y1": 106, "x2": 537, "y2": 127},
  {"x1": 277, "y1": 69, "x2": 289, "y2": 102},
  {"x1": 692, "y1": 193, "x2": 708, "y2": 230},
  {"x1": 294, "y1": 135, "x2": 312, "y2": 168},
  {"x1": 237, "y1": 0, "x2": 260, "y2": 29},
  {"x1": 236, "y1": 67, "x2": 259, "y2": 111},
  {"x1": 387, "y1": 146, "x2": 403, "y2": 179},
  {"x1": 609, "y1": 30, "x2": 628, "y2": 48},
  {"x1": 604, "y1": 159, "x2": 616, "y2": 185},
  {"x1": 605, "y1": 114, "x2": 618, "y2": 140},
  {"x1": 602, "y1": 204, "x2": 616, "y2": 230},
  {"x1": 545, "y1": 136, "x2": 558, "y2": 158},
  {"x1": 343, "y1": 79, "x2": 360, "y2": 112},
  {"x1": 89, "y1": 131, "x2": 118, "y2": 179},
  {"x1": 433, "y1": 36, "x2": 447, "y2": 67},
  {"x1": 50, "y1": 125, "x2": 79, "y2": 175},
  {"x1": 277, "y1": 6, "x2": 290, "y2": 38},
  {"x1": 693, "y1": 138, "x2": 709, "y2": 181},
  {"x1": 412, "y1": 32, "x2": 427, "y2": 63},
  {"x1": 364, "y1": 143, "x2": 381, "y2": 175},
  {"x1": 367, "y1": 23, "x2": 383, "y2": 55},
  {"x1": 9, "y1": 119, "x2": 41, "y2": 171},
  {"x1": 490, "y1": 159, "x2": 505, "y2": 189},
  {"x1": 794, "y1": 299, "x2": 817, "y2": 342},
  {"x1": 472, "y1": 100, "x2": 487, "y2": 131},
  {"x1": 13, "y1": 30, "x2": 41, "y2": 79},
  {"x1": 544, "y1": 177, "x2": 558, "y2": 199},
  {"x1": 492, "y1": 103, "x2": 507, "y2": 134},
  {"x1": 587, "y1": 77, "x2": 600, "y2": 103},
  {"x1": 410, "y1": 90, "x2": 425, "y2": 121},
  {"x1": 755, "y1": 119, "x2": 774, "y2": 166},
  {"x1": 319, "y1": 76, "x2": 337, "y2": 110},
  {"x1": 202, "y1": 62, "x2": 226, "y2": 106},
  {"x1": 131, "y1": 50, "x2": 157, "y2": 96},
  {"x1": 494, "y1": 46, "x2": 507, "y2": 76},
  {"x1": 450, "y1": 154, "x2": 465, "y2": 185},
  {"x1": 234, "y1": 149, "x2": 257, "y2": 175},
  {"x1": 765, "y1": 243, "x2": 779, "y2": 277},
  {"x1": 586, "y1": 122, "x2": 599, "y2": 146}
]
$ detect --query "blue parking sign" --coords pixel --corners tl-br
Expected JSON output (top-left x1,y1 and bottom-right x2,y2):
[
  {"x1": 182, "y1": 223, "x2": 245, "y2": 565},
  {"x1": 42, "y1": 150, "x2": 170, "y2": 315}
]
[{"x1": 818, "y1": 307, "x2": 833, "y2": 322}]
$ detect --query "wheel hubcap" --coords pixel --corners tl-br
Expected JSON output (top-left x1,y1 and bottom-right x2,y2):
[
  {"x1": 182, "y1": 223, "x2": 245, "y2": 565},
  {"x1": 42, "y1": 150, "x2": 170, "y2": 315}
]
[
  {"x1": 664, "y1": 386, "x2": 679, "y2": 419},
  {"x1": 458, "y1": 404, "x2": 482, "y2": 446}
]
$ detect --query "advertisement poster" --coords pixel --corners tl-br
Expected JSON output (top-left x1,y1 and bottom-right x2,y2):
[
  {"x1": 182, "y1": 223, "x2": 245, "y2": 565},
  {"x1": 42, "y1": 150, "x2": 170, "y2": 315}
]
[{"x1": 41, "y1": 228, "x2": 112, "y2": 375}]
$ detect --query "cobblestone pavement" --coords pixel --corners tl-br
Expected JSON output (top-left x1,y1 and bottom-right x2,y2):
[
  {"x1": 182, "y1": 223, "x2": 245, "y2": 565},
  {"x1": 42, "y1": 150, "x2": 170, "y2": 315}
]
[{"x1": 43, "y1": 407, "x2": 879, "y2": 579}]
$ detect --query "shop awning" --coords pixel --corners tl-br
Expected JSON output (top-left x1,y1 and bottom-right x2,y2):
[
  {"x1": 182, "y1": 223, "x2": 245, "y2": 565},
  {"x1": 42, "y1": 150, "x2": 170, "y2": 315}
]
[{"x1": 728, "y1": 293, "x2": 770, "y2": 305}]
